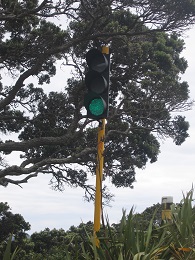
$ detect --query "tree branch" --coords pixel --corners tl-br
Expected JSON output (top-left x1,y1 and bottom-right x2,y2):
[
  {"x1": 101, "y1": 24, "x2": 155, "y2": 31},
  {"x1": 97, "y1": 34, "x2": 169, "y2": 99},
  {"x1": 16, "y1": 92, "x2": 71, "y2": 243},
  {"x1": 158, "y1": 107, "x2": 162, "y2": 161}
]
[
  {"x1": 1, "y1": 173, "x2": 38, "y2": 187},
  {"x1": 0, "y1": 60, "x2": 43, "y2": 110},
  {"x1": 0, "y1": 147, "x2": 96, "y2": 178}
]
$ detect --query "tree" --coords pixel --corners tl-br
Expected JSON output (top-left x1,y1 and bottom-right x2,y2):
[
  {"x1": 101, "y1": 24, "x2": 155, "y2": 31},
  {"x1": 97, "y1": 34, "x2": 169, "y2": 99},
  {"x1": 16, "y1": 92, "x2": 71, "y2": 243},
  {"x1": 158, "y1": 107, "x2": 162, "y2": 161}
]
[
  {"x1": 30, "y1": 223, "x2": 95, "y2": 259},
  {"x1": 30, "y1": 228, "x2": 67, "y2": 258},
  {"x1": 135, "y1": 203, "x2": 162, "y2": 230},
  {"x1": 0, "y1": 202, "x2": 30, "y2": 259},
  {"x1": 0, "y1": 0, "x2": 194, "y2": 197},
  {"x1": 0, "y1": 202, "x2": 30, "y2": 243}
]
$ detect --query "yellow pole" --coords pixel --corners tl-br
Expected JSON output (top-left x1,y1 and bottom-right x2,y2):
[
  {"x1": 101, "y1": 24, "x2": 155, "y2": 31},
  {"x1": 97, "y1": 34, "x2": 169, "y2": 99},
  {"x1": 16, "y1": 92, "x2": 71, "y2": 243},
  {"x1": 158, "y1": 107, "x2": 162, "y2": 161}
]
[
  {"x1": 94, "y1": 119, "x2": 105, "y2": 235},
  {"x1": 93, "y1": 45, "x2": 109, "y2": 247}
]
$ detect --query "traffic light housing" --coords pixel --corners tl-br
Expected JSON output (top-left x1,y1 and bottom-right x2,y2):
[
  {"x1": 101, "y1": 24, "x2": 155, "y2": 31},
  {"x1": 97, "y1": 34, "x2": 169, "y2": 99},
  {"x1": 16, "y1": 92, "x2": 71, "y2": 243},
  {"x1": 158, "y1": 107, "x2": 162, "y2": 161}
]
[{"x1": 84, "y1": 48, "x2": 110, "y2": 120}]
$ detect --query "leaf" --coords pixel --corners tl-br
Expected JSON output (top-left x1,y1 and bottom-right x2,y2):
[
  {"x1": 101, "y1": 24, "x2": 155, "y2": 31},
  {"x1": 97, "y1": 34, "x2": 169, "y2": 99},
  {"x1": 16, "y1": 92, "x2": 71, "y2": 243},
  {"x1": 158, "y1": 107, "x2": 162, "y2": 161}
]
[{"x1": 3, "y1": 234, "x2": 19, "y2": 260}]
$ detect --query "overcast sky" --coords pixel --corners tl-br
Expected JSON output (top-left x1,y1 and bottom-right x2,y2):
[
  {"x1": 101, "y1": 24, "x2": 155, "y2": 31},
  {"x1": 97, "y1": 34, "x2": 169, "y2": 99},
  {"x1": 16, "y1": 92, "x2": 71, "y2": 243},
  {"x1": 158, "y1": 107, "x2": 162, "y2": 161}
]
[{"x1": 0, "y1": 28, "x2": 195, "y2": 234}]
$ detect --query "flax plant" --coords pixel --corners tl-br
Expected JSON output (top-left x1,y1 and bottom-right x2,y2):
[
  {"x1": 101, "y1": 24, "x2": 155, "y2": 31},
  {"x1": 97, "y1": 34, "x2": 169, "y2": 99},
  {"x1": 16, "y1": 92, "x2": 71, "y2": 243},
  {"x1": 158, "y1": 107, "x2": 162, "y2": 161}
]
[{"x1": 78, "y1": 189, "x2": 195, "y2": 259}]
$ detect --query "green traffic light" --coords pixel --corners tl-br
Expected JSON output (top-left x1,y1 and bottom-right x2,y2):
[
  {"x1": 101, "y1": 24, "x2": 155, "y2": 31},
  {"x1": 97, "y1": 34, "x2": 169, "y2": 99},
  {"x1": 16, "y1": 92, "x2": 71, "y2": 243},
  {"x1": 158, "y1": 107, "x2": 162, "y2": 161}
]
[
  {"x1": 84, "y1": 48, "x2": 110, "y2": 119},
  {"x1": 89, "y1": 98, "x2": 105, "y2": 116}
]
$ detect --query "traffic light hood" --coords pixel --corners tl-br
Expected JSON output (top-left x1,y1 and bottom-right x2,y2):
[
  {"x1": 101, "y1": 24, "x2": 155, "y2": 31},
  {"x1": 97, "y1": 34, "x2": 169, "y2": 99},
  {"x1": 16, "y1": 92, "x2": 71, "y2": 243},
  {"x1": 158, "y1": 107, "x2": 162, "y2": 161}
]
[{"x1": 86, "y1": 49, "x2": 108, "y2": 73}]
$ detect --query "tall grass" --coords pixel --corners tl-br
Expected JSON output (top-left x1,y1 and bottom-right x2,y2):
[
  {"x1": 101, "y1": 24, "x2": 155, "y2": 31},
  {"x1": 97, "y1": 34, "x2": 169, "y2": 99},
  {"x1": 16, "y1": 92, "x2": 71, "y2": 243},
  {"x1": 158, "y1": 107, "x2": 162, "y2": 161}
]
[{"x1": 77, "y1": 189, "x2": 195, "y2": 259}]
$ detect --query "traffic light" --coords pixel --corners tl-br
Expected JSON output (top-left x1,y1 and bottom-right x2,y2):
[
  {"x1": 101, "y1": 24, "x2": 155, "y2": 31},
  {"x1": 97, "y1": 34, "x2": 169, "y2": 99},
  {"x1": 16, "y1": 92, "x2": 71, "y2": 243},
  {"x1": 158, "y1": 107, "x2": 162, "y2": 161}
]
[{"x1": 84, "y1": 47, "x2": 110, "y2": 120}]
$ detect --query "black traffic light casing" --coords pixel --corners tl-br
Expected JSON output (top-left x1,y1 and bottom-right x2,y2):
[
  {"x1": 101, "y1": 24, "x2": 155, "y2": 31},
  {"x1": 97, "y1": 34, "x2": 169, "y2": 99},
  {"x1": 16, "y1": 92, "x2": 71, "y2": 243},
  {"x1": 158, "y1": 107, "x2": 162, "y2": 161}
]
[{"x1": 84, "y1": 48, "x2": 110, "y2": 120}]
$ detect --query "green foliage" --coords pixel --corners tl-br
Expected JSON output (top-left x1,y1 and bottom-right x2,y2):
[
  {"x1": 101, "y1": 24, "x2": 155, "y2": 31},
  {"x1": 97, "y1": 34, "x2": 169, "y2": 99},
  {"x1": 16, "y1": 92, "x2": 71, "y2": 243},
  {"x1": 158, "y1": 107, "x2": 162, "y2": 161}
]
[
  {"x1": 0, "y1": 202, "x2": 30, "y2": 259},
  {"x1": 2, "y1": 234, "x2": 19, "y2": 260},
  {"x1": 91, "y1": 209, "x2": 166, "y2": 259},
  {"x1": 78, "y1": 189, "x2": 195, "y2": 259},
  {"x1": 167, "y1": 190, "x2": 195, "y2": 248},
  {"x1": 0, "y1": 202, "x2": 30, "y2": 243},
  {"x1": 134, "y1": 203, "x2": 162, "y2": 231}
]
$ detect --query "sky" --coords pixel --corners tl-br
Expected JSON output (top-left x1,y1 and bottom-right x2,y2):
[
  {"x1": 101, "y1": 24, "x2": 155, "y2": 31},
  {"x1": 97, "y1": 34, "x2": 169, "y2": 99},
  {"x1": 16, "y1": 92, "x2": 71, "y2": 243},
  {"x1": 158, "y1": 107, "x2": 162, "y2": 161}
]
[{"x1": 0, "y1": 28, "x2": 195, "y2": 234}]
